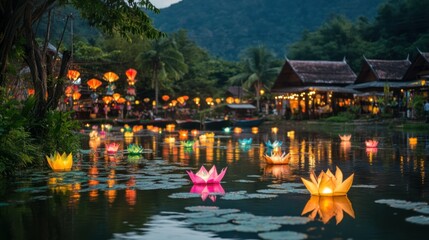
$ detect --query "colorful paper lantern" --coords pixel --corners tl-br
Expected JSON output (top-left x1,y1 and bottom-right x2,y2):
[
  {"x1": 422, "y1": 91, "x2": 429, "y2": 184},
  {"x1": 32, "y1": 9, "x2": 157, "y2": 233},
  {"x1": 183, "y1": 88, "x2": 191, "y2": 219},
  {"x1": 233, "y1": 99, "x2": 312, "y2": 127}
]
[{"x1": 187, "y1": 165, "x2": 227, "y2": 184}]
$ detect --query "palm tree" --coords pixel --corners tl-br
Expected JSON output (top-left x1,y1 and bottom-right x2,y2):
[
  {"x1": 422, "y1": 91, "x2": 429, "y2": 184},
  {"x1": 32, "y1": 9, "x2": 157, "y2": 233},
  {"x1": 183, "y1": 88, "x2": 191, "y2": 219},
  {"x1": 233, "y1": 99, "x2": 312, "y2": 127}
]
[
  {"x1": 136, "y1": 36, "x2": 188, "y2": 114},
  {"x1": 229, "y1": 45, "x2": 279, "y2": 112}
]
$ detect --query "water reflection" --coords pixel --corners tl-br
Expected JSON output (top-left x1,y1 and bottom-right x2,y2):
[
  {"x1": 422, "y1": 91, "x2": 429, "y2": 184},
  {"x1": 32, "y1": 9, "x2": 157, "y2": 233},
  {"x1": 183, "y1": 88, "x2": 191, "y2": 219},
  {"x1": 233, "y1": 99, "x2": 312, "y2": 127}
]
[
  {"x1": 189, "y1": 184, "x2": 225, "y2": 202},
  {"x1": 262, "y1": 164, "x2": 294, "y2": 180},
  {"x1": 301, "y1": 196, "x2": 355, "y2": 224}
]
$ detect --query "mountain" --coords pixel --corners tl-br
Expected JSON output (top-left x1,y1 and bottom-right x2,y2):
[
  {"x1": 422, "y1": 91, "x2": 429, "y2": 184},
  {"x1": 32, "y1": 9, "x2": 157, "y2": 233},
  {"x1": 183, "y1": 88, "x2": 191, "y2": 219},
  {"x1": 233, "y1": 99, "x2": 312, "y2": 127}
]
[{"x1": 152, "y1": 0, "x2": 384, "y2": 60}]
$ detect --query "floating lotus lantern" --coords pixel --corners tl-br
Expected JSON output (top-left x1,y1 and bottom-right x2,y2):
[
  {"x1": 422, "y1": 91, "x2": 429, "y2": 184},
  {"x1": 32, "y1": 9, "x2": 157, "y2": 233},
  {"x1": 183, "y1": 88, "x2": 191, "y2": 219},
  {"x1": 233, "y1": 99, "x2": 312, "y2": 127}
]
[
  {"x1": 205, "y1": 132, "x2": 215, "y2": 138},
  {"x1": 106, "y1": 142, "x2": 120, "y2": 154},
  {"x1": 263, "y1": 151, "x2": 290, "y2": 165},
  {"x1": 191, "y1": 129, "x2": 199, "y2": 136},
  {"x1": 190, "y1": 183, "x2": 225, "y2": 202},
  {"x1": 302, "y1": 196, "x2": 355, "y2": 224},
  {"x1": 166, "y1": 124, "x2": 175, "y2": 132},
  {"x1": 339, "y1": 134, "x2": 351, "y2": 141},
  {"x1": 179, "y1": 130, "x2": 188, "y2": 140},
  {"x1": 365, "y1": 139, "x2": 378, "y2": 148},
  {"x1": 238, "y1": 138, "x2": 253, "y2": 146},
  {"x1": 187, "y1": 165, "x2": 227, "y2": 184},
  {"x1": 271, "y1": 127, "x2": 279, "y2": 134},
  {"x1": 223, "y1": 127, "x2": 231, "y2": 133},
  {"x1": 127, "y1": 144, "x2": 143, "y2": 155},
  {"x1": 251, "y1": 127, "x2": 259, "y2": 134},
  {"x1": 199, "y1": 134, "x2": 207, "y2": 143},
  {"x1": 46, "y1": 152, "x2": 73, "y2": 171},
  {"x1": 87, "y1": 78, "x2": 102, "y2": 91},
  {"x1": 181, "y1": 140, "x2": 195, "y2": 148},
  {"x1": 132, "y1": 125, "x2": 143, "y2": 133},
  {"x1": 301, "y1": 166, "x2": 354, "y2": 196},
  {"x1": 165, "y1": 136, "x2": 176, "y2": 144},
  {"x1": 233, "y1": 127, "x2": 243, "y2": 134},
  {"x1": 287, "y1": 130, "x2": 295, "y2": 139}
]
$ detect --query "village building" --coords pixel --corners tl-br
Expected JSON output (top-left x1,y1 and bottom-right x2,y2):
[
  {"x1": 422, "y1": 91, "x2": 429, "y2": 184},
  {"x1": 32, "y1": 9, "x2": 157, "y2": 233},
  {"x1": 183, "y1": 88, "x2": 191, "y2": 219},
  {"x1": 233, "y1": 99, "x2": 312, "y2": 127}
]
[{"x1": 271, "y1": 58, "x2": 357, "y2": 119}]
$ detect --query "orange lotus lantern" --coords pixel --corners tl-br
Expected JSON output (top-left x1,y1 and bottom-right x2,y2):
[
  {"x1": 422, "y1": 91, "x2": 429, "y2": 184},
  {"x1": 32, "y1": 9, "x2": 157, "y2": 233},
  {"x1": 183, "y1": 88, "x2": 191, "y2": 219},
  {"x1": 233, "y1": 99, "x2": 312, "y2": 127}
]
[
  {"x1": 112, "y1": 93, "x2": 121, "y2": 101},
  {"x1": 166, "y1": 124, "x2": 175, "y2": 132},
  {"x1": 179, "y1": 130, "x2": 189, "y2": 140},
  {"x1": 301, "y1": 166, "x2": 354, "y2": 196},
  {"x1": 233, "y1": 127, "x2": 242, "y2": 134},
  {"x1": 72, "y1": 92, "x2": 81, "y2": 100},
  {"x1": 67, "y1": 70, "x2": 80, "y2": 81},
  {"x1": 263, "y1": 152, "x2": 290, "y2": 165},
  {"x1": 162, "y1": 95, "x2": 170, "y2": 102},
  {"x1": 103, "y1": 71, "x2": 119, "y2": 83},
  {"x1": 87, "y1": 78, "x2": 102, "y2": 90},
  {"x1": 302, "y1": 196, "x2": 355, "y2": 224},
  {"x1": 339, "y1": 134, "x2": 351, "y2": 141},
  {"x1": 46, "y1": 152, "x2": 73, "y2": 172},
  {"x1": 125, "y1": 68, "x2": 137, "y2": 81},
  {"x1": 117, "y1": 97, "x2": 126, "y2": 104},
  {"x1": 132, "y1": 125, "x2": 143, "y2": 132},
  {"x1": 191, "y1": 129, "x2": 199, "y2": 136},
  {"x1": 271, "y1": 127, "x2": 279, "y2": 134}
]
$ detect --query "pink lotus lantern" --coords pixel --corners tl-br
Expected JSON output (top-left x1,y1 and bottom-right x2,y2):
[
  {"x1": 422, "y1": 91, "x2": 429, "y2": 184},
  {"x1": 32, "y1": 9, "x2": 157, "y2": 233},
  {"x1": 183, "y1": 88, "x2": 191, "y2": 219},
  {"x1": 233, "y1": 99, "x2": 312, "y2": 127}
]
[
  {"x1": 187, "y1": 165, "x2": 227, "y2": 184},
  {"x1": 339, "y1": 134, "x2": 351, "y2": 141},
  {"x1": 365, "y1": 139, "x2": 378, "y2": 148},
  {"x1": 190, "y1": 184, "x2": 225, "y2": 202},
  {"x1": 106, "y1": 142, "x2": 120, "y2": 155}
]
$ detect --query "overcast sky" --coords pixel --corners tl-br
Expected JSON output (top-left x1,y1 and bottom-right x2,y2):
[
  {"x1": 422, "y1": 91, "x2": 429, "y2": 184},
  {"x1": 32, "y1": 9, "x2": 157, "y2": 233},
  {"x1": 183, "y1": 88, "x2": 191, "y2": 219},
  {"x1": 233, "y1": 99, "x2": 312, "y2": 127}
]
[{"x1": 150, "y1": 0, "x2": 182, "y2": 8}]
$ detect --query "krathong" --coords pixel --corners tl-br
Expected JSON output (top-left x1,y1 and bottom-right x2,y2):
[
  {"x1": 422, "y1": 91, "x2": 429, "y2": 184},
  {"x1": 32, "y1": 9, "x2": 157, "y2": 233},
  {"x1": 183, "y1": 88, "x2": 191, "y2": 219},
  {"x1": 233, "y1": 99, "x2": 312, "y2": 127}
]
[
  {"x1": 106, "y1": 142, "x2": 120, "y2": 154},
  {"x1": 339, "y1": 134, "x2": 351, "y2": 141},
  {"x1": 46, "y1": 152, "x2": 73, "y2": 171},
  {"x1": 190, "y1": 183, "x2": 225, "y2": 202},
  {"x1": 271, "y1": 127, "x2": 279, "y2": 134},
  {"x1": 178, "y1": 130, "x2": 188, "y2": 140},
  {"x1": 263, "y1": 151, "x2": 290, "y2": 165},
  {"x1": 301, "y1": 166, "x2": 354, "y2": 196},
  {"x1": 127, "y1": 144, "x2": 144, "y2": 155},
  {"x1": 181, "y1": 140, "x2": 195, "y2": 148},
  {"x1": 238, "y1": 138, "x2": 253, "y2": 146},
  {"x1": 365, "y1": 139, "x2": 378, "y2": 148},
  {"x1": 251, "y1": 127, "x2": 259, "y2": 134},
  {"x1": 233, "y1": 127, "x2": 243, "y2": 134},
  {"x1": 302, "y1": 196, "x2": 355, "y2": 224},
  {"x1": 187, "y1": 165, "x2": 227, "y2": 184}
]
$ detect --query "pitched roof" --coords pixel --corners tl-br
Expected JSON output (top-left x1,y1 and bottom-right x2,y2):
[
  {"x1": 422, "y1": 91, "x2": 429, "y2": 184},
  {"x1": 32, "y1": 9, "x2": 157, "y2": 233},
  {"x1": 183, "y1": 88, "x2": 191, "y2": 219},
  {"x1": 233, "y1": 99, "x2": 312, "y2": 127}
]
[
  {"x1": 271, "y1": 59, "x2": 357, "y2": 91},
  {"x1": 402, "y1": 50, "x2": 429, "y2": 81},
  {"x1": 365, "y1": 58, "x2": 411, "y2": 81}
]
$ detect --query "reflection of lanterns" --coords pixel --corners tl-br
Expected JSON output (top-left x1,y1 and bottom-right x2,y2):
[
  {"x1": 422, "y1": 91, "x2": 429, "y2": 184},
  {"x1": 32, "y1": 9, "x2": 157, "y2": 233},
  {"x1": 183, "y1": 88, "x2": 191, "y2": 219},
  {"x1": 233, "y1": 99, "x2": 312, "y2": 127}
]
[
  {"x1": 409, "y1": 137, "x2": 417, "y2": 149},
  {"x1": 251, "y1": 127, "x2": 259, "y2": 134},
  {"x1": 190, "y1": 184, "x2": 225, "y2": 202},
  {"x1": 287, "y1": 130, "x2": 295, "y2": 139},
  {"x1": 263, "y1": 165, "x2": 292, "y2": 180},
  {"x1": 165, "y1": 136, "x2": 176, "y2": 144},
  {"x1": 166, "y1": 124, "x2": 175, "y2": 132},
  {"x1": 365, "y1": 139, "x2": 378, "y2": 148},
  {"x1": 302, "y1": 196, "x2": 355, "y2": 224},
  {"x1": 87, "y1": 78, "x2": 102, "y2": 90},
  {"x1": 72, "y1": 92, "x2": 81, "y2": 100},
  {"x1": 162, "y1": 95, "x2": 170, "y2": 101},
  {"x1": 103, "y1": 71, "x2": 119, "y2": 83},
  {"x1": 301, "y1": 166, "x2": 354, "y2": 196},
  {"x1": 271, "y1": 127, "x2": 279, "y2": 134}
]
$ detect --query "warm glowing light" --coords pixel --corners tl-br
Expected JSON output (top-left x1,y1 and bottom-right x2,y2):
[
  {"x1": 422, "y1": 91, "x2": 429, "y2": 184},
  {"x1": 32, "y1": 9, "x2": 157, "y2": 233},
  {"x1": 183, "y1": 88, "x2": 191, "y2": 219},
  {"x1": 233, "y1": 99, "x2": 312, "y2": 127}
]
[
  {"x1": 226, "y1": 97, "x2": 234, "y2": 104},
  {"x1": 103, "y1": 72, "x2": 119, "y2": 83},
  {"x1": 365, "y1": 139, "x2": 378, "y2": 148},
  {"x1": 187, "y1": 165, "x2": 227, "y2": 184},
  {"x1": 125, "y1": 68, "x2": 137, "y2": 81},
  {"x1": 302, "y1": 196, "x2": 355, "y2": 224},
  {"x1": 301, "y1": 166, "x2": 354, "y2": 196},
  {"x1": 162, "y1": 95, "x2": 170, "y2": 101},
  {"x1": 46, "y1": 152, "x2": 73, "y2": 172},
  {"x1": 263, "y1": 152, "x2": 290, "y2": 165},
  {"x1": 166, "y1": 124, "x2": 175, "y2": 132},
  {"x1": 191, "y1": 129, "x2": 199, "y2": 136},
  {"x1": 271, "y1": 127, "x2": 279, "y2": 134},
  {"x1": 103, "y1": 96, "x2": 113, "y2": 104},
  {"x1": 233, "y1": 127, "x2": 242, "y2": 134},
  {"x1": 67, "y1": 70, "x2": 80, "y2": 81},
  {"x1": 339, "y1": 134, "x2": 351, "y2": 141},
  {"x1": 112, "y1": 93, "x2": 121, "y2": 101},
  {"x1": 106, "y1": 142, "x2": 120, "y2": 154},
  {"x1": 87, "y1": 78, "x2": 102, "y2": 90},
  {"x1": 72, "y1": 92, "x2": 81, "y2": 100},
  {"x1": 251, "y1": 127, "x2": 259, "y2": 134}
]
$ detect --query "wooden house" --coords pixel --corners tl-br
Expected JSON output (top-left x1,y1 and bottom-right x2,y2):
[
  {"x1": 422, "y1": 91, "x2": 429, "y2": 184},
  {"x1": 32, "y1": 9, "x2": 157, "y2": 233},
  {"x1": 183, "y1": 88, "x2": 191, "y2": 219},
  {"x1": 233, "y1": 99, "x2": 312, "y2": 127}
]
[{"x1": 271, "y1": 59, "x2": 357, "y2": 118}]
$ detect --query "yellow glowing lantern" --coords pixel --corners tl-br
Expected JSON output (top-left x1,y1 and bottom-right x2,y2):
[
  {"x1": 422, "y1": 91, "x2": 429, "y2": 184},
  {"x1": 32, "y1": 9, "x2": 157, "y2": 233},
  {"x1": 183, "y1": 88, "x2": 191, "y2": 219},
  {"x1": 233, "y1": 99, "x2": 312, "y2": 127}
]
[
  {"x1": 46, "y1": 152, "x2": 73, "y2": 172},
  {"x1": 177, "y1": 96, "x2": 185, "y2": 105},
  {"x1": 65, "y1": 86, "x2": 73, "y2": 97},
  {"x1": 67, "y1": 70, "x2": 80, "y2": 81},
  {"x1": 165, "y1": 136, "x2": 176, "y2": 144},
  {"x1": 162, "y1": 95, "x2": 170, "y2": 101},
  {"x1": 183, "y1": 95, "x2": 189, "y2": 101},
  {"x1": 112, "y1": 93, "x2": 121, "y2": 101},
  {"x1": 146, "y1": 125, "x2": 154, "y2": 130},
  {"x1": 251, "y1": 127, "x2": 259, "y2": 134},
  {"x1": 301, "y1": 166, "x2": 354, "y2": 196},
  {"x1": 271, "y1": 127, "x2": 279, "y2": 134},
  {"x1": 166, "y1": 124, "x2": 175, "y2": 132},
  {"x1": 179, "y1": 130, "x2": 189, "y2": 139},
  {"x1": 103, "y1": 96, "x2": 113, "y2": 104},
  {"x1": 205, "y1": 97, "x2": 213, "y2": 104},
  {"x1": 215, "y1": 98, "x2": 221, "y2": 104},
  {"x1": 191, "y1": 129, "x2": 199, "y2": 136},
  {"x1": 133, "y1": 125, "x2": 143, "y2": 132},
  {"x1": 171, "y1": 99, "x2": 177, "y2": 106},
  {"x1": 226, "y1": 97, "x2": 234, "y2": 104},
  {"x1": 193, "y1": 97, "x2": 200, "y2": 105},
  {"x1": 409, "y1": 137, "x2": 417, "y2": 149},
  {"x1": 233, "y1": 127, "x2": 242, "y2": 134},
  {"x1": 28, "y1": 88, "x2": 35, "y2": 95},
  {"x1": 143, "y1": 97, "x2": 150, "y2": 103},
  {"x1": 72, "y1": 92, "x2": 81, "y2": 100},
  {"x1": 87, "y1": 78, "x2": 102, "y2": 90},
  {"x1": 103, "y1": 71, "x2": 119, "y2": 83},
  {"x1": 287, "y1": 130, "x2": 295, "y2": 139},
  {"x1": 234, "y1": 98, "x2": 240, "y2": 104}
]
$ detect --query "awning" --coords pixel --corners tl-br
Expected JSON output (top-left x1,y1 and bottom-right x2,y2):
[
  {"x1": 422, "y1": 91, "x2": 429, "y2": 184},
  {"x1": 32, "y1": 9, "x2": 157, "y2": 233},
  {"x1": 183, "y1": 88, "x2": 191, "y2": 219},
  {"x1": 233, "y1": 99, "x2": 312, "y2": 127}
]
[
  {"x1": 226, "y1": 104, "x2": 256, "y2": 110},
  {"x1": 271, "y1": 86, "x2": 359, "y2": 94},
  {"x1": 347, "y1": 80, "x2": 428, "y2": 90}
]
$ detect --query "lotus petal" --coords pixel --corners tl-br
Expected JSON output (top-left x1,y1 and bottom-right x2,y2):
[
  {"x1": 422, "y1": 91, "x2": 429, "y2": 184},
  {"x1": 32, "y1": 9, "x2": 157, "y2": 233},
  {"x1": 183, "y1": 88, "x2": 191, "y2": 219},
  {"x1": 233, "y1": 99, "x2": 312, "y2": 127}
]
[
  {"x1": 46, "y1": 152, "x2": 73, "y2": 172},
  {"x1": 187, "y1": 165, "x2": 227, "y2": 184},
  {"x1": 301, "y1": 166, "x2": 354, "y2": 196}
]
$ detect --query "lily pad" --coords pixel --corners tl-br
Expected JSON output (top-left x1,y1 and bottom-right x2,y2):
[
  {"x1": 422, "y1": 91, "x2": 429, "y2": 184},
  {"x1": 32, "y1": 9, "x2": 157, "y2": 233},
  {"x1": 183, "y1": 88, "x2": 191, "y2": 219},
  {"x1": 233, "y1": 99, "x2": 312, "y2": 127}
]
[
  {"x1": 406, "y1": 215, "x2": 429, "y2": 225},
  {"x1": 258, "y1": 231, "x2": 308, "y2": 240},
  {"x1": 168, "y1": 192, "x2": 200, "y2": 199},
  {"x1": 375, "y1": 199, "x2": 428, "y2": 210},
  {"x1": 352, "y1": 184, "x2": 377, "y2": 188}
]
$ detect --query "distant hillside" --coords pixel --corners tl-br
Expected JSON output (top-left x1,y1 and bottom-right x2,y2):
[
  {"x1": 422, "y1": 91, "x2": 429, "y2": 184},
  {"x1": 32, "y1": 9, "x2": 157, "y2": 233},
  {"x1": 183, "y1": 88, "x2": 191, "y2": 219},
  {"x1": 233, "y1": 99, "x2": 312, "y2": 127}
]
[{"x1": 152, "y1": 0, "x2": 384, "y2": 60}]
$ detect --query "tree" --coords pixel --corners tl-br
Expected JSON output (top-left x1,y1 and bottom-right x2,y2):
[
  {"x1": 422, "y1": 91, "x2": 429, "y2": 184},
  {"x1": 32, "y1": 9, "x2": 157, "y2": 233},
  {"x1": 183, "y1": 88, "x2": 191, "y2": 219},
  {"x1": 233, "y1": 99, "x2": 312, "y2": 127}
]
[
  {"x1": 0, "y1": 0, "x2": 162, "y2": 120},
  {"x1": 229, "y1": 45, "x2": 280, "y2": 112},
  {"x1": 136, "y1": 36, "x2": 188, "y2": 113}
]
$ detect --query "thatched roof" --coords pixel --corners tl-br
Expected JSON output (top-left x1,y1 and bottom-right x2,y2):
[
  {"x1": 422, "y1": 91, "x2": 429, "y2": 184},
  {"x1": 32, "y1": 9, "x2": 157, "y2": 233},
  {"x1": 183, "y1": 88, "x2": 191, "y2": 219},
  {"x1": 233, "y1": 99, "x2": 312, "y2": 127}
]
[
  {"x1": 355, "y1": 57, "x2": 411, "y2": 83},
  {"x1": 272, "y1": 59, "x2": 356, "y2": 91},
  {"x1": 403, "y1": 50, "x2": 429, "y2": 81}
]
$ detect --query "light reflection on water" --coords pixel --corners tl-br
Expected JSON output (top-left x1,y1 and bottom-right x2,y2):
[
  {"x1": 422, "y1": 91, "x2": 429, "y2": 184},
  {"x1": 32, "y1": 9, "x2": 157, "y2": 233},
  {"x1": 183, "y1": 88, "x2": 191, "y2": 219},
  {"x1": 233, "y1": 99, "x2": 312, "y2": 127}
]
[{"x1": 0, "y1": 123, "x2": 428, "y2": 239}]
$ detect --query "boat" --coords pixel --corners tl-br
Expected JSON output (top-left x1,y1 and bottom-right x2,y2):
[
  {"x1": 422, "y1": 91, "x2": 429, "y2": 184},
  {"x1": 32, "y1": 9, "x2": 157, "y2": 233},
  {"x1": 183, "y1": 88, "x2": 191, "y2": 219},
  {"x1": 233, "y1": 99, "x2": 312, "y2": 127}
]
[
  {"x1": 176, "y1": 119, "x2": 202, "y2": 130},
  {"x1": 203, "y1": 118, "x2": 232, "y2": 131},
  {"x1": 233, "y1": 117, "x2": 265, "y2": 128}
]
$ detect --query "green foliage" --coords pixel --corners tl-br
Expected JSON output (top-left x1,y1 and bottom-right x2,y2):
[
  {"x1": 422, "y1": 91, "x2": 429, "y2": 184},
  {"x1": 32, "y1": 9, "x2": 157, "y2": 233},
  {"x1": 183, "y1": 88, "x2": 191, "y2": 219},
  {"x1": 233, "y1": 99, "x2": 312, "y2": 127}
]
[
  {"x1": 324, "y1": 111, "x2": 356, "y2": 122},
  {"x1": 40, "y1": 111, "x2": 81, "y2": 154},
  {"x1": 411, "y1": 95, "x2": 425, "y2": 119}
]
